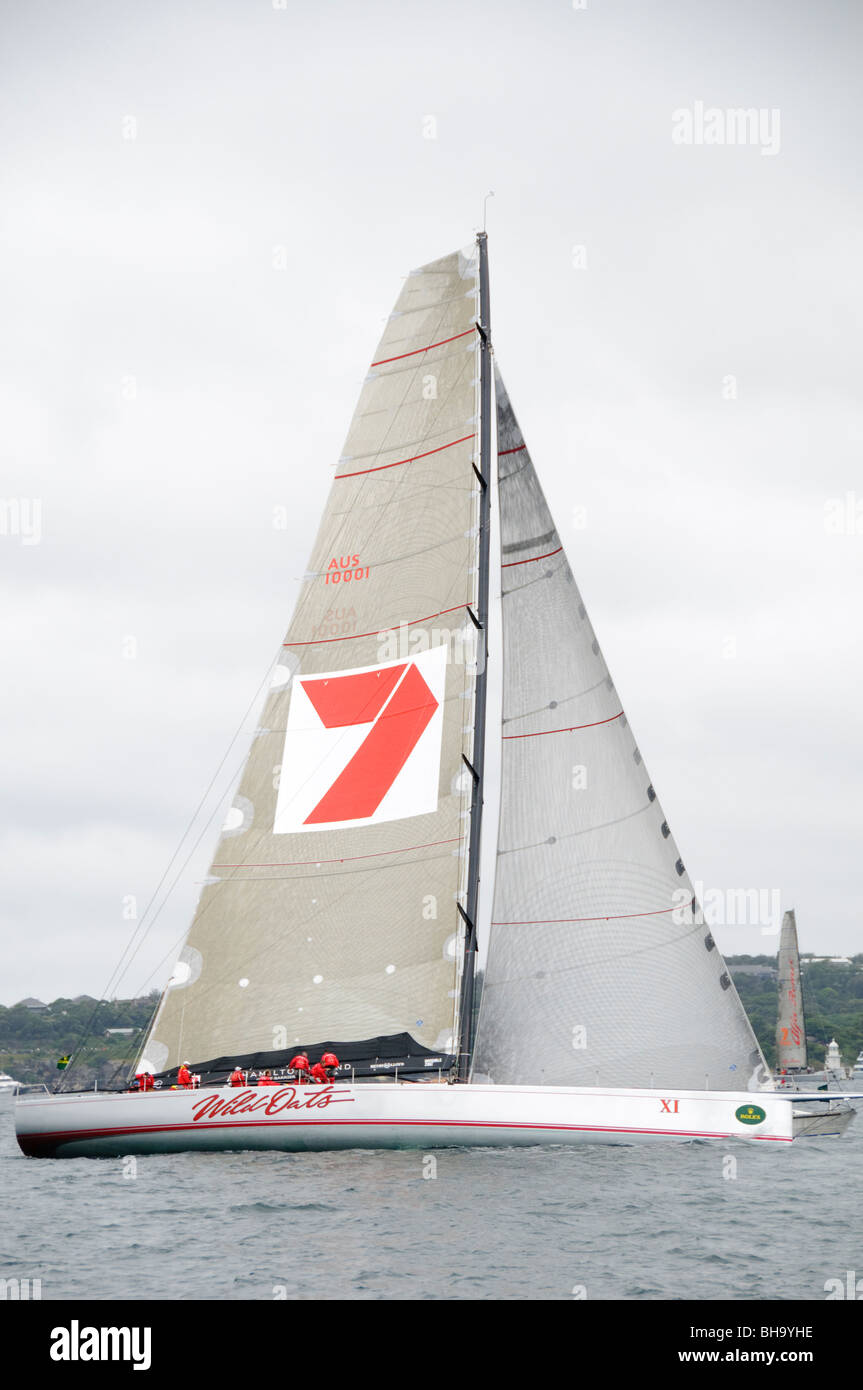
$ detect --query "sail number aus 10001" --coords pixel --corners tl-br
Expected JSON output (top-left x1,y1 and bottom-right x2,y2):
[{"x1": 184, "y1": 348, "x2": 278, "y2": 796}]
[{"x1": 325, "y1": 555, "x2": 370, "y2": 583}]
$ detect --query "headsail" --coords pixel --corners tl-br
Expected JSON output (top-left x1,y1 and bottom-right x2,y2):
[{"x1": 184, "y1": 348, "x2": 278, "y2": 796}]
[
  {"x1": 776, "y1": 909, "x2": 807, "y2": 1070},
  {"x1": 139, "y1": 245, "x2": 484, "y2": 1078},
  {"x1": 473, "y1": 369, "x2": 768, "y2": 1092}
]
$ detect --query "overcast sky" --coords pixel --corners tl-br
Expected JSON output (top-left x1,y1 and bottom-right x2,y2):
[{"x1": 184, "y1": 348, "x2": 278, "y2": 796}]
[{"x1": 2, "y1": 0, "x2": 861, "y2": 1006}]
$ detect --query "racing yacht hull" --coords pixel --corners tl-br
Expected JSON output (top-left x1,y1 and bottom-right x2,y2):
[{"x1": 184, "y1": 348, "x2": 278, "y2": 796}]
[{"x1": 14, "y1": 1081, "x2": 807, "y2": 1158}]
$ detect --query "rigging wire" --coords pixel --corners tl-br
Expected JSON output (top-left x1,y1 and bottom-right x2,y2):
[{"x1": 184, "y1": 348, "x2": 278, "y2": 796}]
[
  {"x1": 104, "y1": 656, "x2": 283, "y2": 999},
  {"x1": 57, "y1": 648, "x2": 284, "y2": 1089},
  {"x1": 108, "y1": 745, "x2": 249, "y2": 997}
]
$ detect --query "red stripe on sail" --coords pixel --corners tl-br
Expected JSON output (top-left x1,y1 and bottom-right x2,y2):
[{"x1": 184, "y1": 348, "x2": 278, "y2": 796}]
[
  {"x1": 503, "y1": 712, "x2": 623, "y2": 740},
  {"x1": 336, "y1": 433, "x2": 475, "y2": 480},
  {"x1": 371, "y1": 326, "x2": 476, "y2": 367},
  {"x1": 283, "y1": 602, "x2": 469, "y2": 646},
  {"x1": 304, "y1": 664, "x2": 439, "y2": 824},
  {"x1": 214, "y1": 835, "x2": 462, "y2": 870},
  {"x1": 502, "y1": 546, "x2": 563, "y2": 569},
  {"x1": 492, "y1": 905, "x2": 681, "y2": 925},
  {"x1": 498, "y1": 445, "x2": 526, "y2": 456}
]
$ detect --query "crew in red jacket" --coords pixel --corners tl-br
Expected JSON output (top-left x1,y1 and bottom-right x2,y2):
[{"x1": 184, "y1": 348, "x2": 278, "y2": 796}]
[
  {"x1": 320, "y1": 1052, "x2": 340, "y2": 1082},
  {"x1": 308, "y1": 1062, "x2": 330, "y2": 1085},
  {"x1": 257, "y1": 1069, "x2": 277, "y2": 1086},
  {"x1": 289, "y1": 1053, "x2": 310, "y2": 1084},
  {"x1": 229, "y1": 1065, "x2": 246, "y2": 1087},
  {"x1": 177, "y1": 1061, "x2": 193, "y2": 1089}
]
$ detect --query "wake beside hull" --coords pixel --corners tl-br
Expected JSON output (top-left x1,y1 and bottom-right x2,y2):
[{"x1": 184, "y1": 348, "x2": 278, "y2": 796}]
[{"x1": 15, "y1": 1082, "x2": 799, "y2": 1158}]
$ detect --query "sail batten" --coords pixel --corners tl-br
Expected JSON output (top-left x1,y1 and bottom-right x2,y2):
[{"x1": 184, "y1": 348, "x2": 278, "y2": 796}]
[{"x1": 473, "y1": 368, "x2": 768, "y2": 1092}]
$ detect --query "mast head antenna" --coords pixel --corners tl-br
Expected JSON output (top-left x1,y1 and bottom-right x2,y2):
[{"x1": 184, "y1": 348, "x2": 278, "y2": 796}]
[{"x1": 482, "y1": 190, "x2": 494, "y2": 232}]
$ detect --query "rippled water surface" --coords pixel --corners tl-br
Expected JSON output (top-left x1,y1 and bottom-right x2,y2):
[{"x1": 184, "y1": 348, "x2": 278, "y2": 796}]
[{"x1": 2, "y1": 1109, "x2": 861, "y2": 1300}]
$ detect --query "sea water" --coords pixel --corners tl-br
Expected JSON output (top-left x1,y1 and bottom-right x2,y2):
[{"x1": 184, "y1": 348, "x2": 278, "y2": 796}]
[{"x1": 1, "y1": 1108, "x2": 861, "y2": 1301}]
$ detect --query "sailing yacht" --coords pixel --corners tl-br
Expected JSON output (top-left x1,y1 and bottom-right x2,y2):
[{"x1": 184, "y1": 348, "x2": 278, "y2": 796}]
[
  {"x1": 773, "y1": 910, "x2": 854, "y2": 1135},
  {"x1": 15, "y1": 235, "x2": 858, "y2": 1158}
]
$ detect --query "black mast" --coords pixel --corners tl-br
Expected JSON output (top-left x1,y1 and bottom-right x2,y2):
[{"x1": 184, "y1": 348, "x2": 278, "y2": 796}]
[{"x1": 457, "y1": 230, "x2": 492, "y2": 1081}]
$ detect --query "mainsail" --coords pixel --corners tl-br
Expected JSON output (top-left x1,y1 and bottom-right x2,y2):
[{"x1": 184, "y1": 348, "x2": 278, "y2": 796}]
[
  {"x1": 139, "y1": 244, "x2": 486, "y2": 1077},
  {"x1": 473, "y1": 369, "x2": 768, "y2": 1091},
  {"x1": 776, "y1": 909, "x2": 807, "y2": 1070}
]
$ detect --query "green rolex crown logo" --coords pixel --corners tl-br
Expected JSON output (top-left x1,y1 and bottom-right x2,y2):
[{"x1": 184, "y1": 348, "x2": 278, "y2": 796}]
[{"x1": 735, "y1": 1103, "x2": 767, "y2": 1125}]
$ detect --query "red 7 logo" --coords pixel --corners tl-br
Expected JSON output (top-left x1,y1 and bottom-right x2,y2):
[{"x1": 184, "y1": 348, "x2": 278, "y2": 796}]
[{"x1": 300, "y1": 662, "x2": 439, "y2": 824}]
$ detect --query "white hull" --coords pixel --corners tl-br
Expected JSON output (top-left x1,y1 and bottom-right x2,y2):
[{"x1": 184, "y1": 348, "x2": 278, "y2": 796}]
[
  {"x1": 791, "y1": 1103, "x2": 855, "y2": 1138},
  {"x1": 776, "y1": 1071, "x2": 847, "y2": 1089},
  {"x1": 13, "y1": 1081, "x2": 813, "y2": 1158}
]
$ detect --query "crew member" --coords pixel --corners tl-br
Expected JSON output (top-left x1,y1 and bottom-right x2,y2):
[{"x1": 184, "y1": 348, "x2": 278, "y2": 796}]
[
  {"x1": 289, "y1": 1053, "x2": 309, "y2": 1084},
  {"x1": 137, "y1": 1071, "x2": 154, "y2": 1092},
  {"x1": 229, "y1": 1064, "x2": 246, "y2": 1087},
  {"x1": 257, "y1": 1069, "x2": 276, "y2": 1086},
  {"x1": 320, "y1": 1051, "x2": 340, "y2": 1082},
  {"x1": 177, "y1": 1060, "x2": 193, "y2": 1089},
  {"x1": 308, "y1": 1062, "x2": 330, "y2": 1085}
]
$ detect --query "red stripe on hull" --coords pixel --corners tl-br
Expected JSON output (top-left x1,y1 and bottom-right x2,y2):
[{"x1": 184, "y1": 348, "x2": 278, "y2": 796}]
[{"x1": 17, "y1": 1115, "x2": 792, "y2": 1157}]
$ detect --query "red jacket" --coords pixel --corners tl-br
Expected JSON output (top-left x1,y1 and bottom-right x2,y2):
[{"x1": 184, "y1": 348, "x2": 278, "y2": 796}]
[
  {"x1": 229, "y1": 1069, "x2": 245, "y2": 1087},
  {"x1": 177, "y1": 1065, "x2": 192, "y2": 1089},
  {"x1": 289, "y1": 1055, "x2": 309, "y2": 1083}
]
